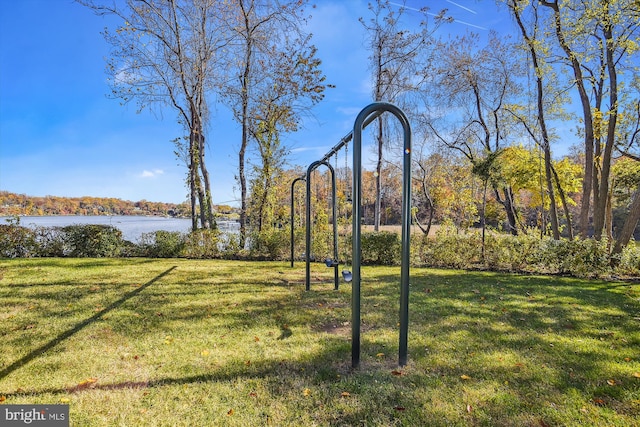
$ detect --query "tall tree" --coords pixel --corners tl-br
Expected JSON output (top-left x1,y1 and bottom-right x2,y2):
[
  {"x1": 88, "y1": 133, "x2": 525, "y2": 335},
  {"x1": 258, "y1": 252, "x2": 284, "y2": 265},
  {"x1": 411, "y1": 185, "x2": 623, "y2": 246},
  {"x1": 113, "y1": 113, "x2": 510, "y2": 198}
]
[
  {"x1": 507, "y1": 0, "x2": 562, "y2": 239},
  {"x1": 422, "y1": 32, "x2": 526, "y2": 234},
  {"x1": 81, "y1": 0, "x2": 225, "y2": 230},
  {"x1": 247, "y1": 40, "x2": 329, "y2": 233},
  {"x1": 220, "y1": 0, "x2": 322, "y2": 246},
  {"x1": 540, "y1": 0, "x2": 640, "y2": 240},
  {"x1": 360, "y1": 0, "x2": 440, "y2": 230}
]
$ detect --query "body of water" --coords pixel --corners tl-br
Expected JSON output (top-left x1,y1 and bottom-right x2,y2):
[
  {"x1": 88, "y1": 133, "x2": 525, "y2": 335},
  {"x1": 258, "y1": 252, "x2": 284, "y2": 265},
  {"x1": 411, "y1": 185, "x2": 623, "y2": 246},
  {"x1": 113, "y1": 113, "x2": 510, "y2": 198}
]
[{"x1": 1, "y1": 216, "x2": 239, "y2": 242}]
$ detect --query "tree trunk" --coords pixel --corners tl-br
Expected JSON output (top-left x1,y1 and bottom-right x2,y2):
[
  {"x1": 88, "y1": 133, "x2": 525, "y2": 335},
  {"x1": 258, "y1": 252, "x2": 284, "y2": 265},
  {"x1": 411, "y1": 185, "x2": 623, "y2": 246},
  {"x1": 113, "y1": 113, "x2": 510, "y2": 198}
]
[
  {"x1": 550, "y1": 163, "x2": 574, "y2": 240},
  {"x1": 494, "y1": 186, "x2": 518, "y2": 235},
  {"x1": 592, "y1": 16, "x2": 618, "y2": 241},
  {"x1": 541, "y1": 0, "x2": 595, "y2": 238},
  {"x1": 611, "y1": 186, "x2": 640, "y2": 257}
]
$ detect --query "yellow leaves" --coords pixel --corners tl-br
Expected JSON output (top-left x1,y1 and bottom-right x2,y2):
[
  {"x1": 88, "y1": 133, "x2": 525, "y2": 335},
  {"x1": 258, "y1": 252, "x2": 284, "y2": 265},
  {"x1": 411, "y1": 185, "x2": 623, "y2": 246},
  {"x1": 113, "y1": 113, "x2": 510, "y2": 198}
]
[
  {"x1": 200, "y1": 349, "x2": 210, "y2": 357},
  {"x1": 0, "y1": 395, "x2": 5, "y2": 403},
  {"x1": 633, "y1": 372, "x2": 640, "y2": 378},
  {"x1": 302, "y1": 388, "x2": 311, "y2": 397},
  {"x1": 376, "y1": 352, "x2": 385, "y2": 358},
  {"x1": 227, "y1": 408, "x2": 234, "y2": 416},
  {"x1": 460, "y1": 374, "x2": 472, "y2": 380},
  {"x1": 340, "y1": 391, "x2": 351, "y2": 397},
  {"x1": 607, "y1": 379, "x2": 616, "y2": 386},
  {"x1": 59, "y1": 397, "x2": 70, "y2": 403},
  {"x1": 163, "y1": 335, "x2": 174, "y2": 345}
]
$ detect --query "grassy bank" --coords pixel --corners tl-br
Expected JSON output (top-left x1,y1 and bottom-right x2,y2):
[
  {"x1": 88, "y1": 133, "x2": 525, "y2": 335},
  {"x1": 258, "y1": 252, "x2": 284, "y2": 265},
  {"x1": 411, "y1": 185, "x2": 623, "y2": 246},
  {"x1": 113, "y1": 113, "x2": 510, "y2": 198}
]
[{"x1": 0, "y1": 258, "x2": 638, "y2": 426}]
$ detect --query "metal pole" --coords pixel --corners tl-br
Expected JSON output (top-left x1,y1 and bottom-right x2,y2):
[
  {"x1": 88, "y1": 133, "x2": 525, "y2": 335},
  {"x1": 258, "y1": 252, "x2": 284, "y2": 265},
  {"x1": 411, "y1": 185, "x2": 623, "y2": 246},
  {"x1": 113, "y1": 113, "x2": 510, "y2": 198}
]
[
  {"x1": 305, "y1": 161, "x2": 339, "y2": 291},
  {"x1": 290, "y1": 177, "x2": 305, "y2": 268},
  {"x1": 351, "y1": 102, "x2": 412, "y2": 368}
]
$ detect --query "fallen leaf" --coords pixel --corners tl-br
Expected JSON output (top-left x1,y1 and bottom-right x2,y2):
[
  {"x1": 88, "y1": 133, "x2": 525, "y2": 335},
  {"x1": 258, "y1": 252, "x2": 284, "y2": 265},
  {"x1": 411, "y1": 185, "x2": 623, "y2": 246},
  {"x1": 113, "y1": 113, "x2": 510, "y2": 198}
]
[
  {"x1": 460, "y1": 375, "x2": 472, "y2": 380},
  {"x1": 78, "y1": 377, "x2": 98, "y2": 386},
  {"x1": 303, "y1": 388, "x2": 311, "y2": 397},
  {"x1": 633, "y1": 372, "x2": 640, "y2": 378},
  {"x1": 72, "y1": 377, "x2": 98, "y2": 391},
  {"x1": 391, "y1": 370, "x2": 403, "y2": 376},
  {"x1": 227, "y1": 409, "x2": 234, "y2": 416},
  {"x1": 341, "y1": 391, "x2": 351, "y2": 397},
  {"x1": 245, "y1": 360, "x2": 251, "y2": 366},
  {"x1": 593, "y1": 398, "x2": 606, "y2": 406},
  {"x1": 376, "y1": 353, "x2": 385, "y2": 358},
  {"x1": 394, "y1": 406, "x2": 405, "y2": 411},
  {"x1": 466, "y1": 404, "x2": 472, "y2": 413},
  {"x1": 254, "y1": 336, "x2": 260, "y2": 342},
  {"x1": 249, "y1": 392, "x2": 257, "y2": 398},
  {"x1": 624, "y1": 357, "x2": 632, "y2": 362},
  {"x1": 59, "y1": 397, "x2": 70, "y2": 403},
  {"x1": 0, "y1": 396, "x2": 5, "y2": 403},
  {"x1": 607, "y1": 379, "x2": 616, "y2": 386},
  {"x1": 200, "y1": 350, "x2": 210, "y2": 357}
]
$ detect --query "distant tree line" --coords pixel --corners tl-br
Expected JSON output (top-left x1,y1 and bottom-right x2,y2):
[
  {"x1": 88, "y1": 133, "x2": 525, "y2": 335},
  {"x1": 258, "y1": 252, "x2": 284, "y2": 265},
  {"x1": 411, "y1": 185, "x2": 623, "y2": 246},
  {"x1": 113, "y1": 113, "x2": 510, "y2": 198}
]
[{"x1": 0, "y1": 191, "x2": 239, "y2": 219}]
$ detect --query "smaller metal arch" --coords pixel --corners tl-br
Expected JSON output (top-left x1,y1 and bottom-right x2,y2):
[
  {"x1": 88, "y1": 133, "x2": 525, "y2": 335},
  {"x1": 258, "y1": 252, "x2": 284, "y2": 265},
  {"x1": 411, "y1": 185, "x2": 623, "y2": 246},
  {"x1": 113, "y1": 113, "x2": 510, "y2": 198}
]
[
  {"x1": 290, "y1": 176, "x2": 306, "y2": 268},
  {"x1": 305, "y1": 160, "x2": 339, "y2": 291}
]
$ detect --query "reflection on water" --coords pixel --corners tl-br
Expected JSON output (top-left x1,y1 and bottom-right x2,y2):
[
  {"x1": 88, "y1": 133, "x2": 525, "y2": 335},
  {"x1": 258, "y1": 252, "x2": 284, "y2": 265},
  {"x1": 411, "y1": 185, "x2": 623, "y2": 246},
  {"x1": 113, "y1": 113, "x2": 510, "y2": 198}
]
[{"x1": 0, "y1": 216, "x2": 239, "y2": 242}]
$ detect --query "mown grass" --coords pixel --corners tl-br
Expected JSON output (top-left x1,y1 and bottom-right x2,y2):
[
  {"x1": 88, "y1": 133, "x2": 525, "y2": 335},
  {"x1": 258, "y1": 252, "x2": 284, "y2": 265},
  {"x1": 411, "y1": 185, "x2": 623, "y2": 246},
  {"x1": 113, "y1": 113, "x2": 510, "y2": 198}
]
[{"x1": 0, "y1": 258, "x2": 638, "y2": 426}]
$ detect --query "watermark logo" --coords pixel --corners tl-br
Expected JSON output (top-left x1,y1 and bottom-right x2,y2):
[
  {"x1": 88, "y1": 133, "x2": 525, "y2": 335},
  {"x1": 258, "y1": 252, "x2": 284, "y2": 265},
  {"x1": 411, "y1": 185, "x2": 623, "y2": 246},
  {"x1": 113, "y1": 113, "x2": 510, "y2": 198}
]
[{"x1": 2, "y1": 405, "x2": 69, "y2": 426}]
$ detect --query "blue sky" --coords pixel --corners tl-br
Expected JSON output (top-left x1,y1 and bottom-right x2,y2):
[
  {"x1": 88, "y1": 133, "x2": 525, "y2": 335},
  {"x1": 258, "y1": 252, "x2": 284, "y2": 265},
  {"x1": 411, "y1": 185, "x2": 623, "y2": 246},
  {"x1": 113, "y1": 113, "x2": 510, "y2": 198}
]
[{"x1": 0, "y1": 0, "x2": 513, "y2": 205}]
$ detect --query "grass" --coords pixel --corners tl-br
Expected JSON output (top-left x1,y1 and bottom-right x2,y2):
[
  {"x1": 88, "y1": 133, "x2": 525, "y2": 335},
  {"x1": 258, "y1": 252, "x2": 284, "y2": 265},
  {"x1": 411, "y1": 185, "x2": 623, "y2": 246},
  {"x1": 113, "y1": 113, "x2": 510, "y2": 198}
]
[{"x1": 0, "y1": 258, "x2": 639, "y2": 426}]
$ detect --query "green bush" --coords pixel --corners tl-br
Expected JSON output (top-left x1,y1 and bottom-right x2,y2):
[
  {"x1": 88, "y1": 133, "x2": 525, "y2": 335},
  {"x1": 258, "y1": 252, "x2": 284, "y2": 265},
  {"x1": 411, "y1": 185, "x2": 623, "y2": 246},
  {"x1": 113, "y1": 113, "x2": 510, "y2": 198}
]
[
  {"x1": 483, "y1": 231, "x2": 540, "y2": 272},
  {"x1": 183, "y1": 229, "x2": 220, "y2": 259},
  {"x1": 616, "y1": 241, "x2": 640, "y2": 276},
  {"x1": 537, "y1": 238, "x2": 611, "y2": 277},
  {"x1": 139, "y1": 230, "x2": 186, "y2": 258},
  {"x1": 360, "y1": 231, "x2": 400, "y2": 265},
  {"x1": 61, "y1": 224, "x2": 124, "y2": 257},
  {"x1": 0, "y1": 224, "x2": 37, "y2": 258},
  {"x1": 249, "y1": 228, "x2": 289, "y2": 260},
  {"x1": 33, "y1": 226, "x2": 65, "y2": 257},
  {"x1": 426, "y1": 227, "x2": 482, "y2": 268}
]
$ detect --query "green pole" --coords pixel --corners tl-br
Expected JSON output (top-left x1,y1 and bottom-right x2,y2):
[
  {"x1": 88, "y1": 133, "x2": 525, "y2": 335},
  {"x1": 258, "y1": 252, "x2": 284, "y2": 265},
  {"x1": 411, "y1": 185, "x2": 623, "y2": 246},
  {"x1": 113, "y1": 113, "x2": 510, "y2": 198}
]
[{"x1": 351, "y1": 102, "x2": 411, "y2": 368}]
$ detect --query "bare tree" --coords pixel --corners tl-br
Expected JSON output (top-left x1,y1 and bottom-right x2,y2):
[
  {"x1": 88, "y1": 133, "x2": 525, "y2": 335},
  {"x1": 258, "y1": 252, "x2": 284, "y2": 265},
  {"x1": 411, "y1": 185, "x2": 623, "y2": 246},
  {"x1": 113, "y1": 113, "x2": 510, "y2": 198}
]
[
  {"x1": 422, "y1": 32, "x2": 526, "y2": 235},
  {"x1": 219, "y1": 0, "x2": 320, "y2": 246},
  {"x1": 360, "y1": 0, "x2": 441, "y2": 230},
  {"x1": 80, "y1": 0, "x2": 226, "y2": 230}
]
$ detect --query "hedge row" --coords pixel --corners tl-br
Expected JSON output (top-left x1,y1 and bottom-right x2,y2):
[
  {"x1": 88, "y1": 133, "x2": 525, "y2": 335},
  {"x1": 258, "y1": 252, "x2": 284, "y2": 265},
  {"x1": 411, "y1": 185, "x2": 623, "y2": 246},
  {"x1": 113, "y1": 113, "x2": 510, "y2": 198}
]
[{"x1": 1, "y1": 224, "x2": 638, "y2": 279}]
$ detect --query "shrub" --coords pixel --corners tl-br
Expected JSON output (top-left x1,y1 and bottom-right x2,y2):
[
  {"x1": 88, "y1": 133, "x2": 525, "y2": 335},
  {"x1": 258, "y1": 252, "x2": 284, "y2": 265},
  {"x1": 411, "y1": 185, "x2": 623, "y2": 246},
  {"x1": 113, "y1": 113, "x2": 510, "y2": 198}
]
[
  {"x1": 483, "y1": 231, "x2": 540, "y2": 272},
  {"x1": 249, "y1": 228, "x2": 289, "y2": 260},
  {"x1": 33, "y1": 226, "x2": 65, "y2": 257},
  {"x1": 360, "y1": 231, "x2": 400, "y2": 265},
  {"x1": 0, "y1": 224, "x2": 37, "y2": 258},
  {"x1": 61, "y1": 224, "x2": 124, "y2": 257},
  {"x1": 183, "y1": 229, "x2": 220, "y2": 259},
  {"x1": 537, "y1": 238, "x2": 611, "y2": 277},
  {"x1": 428, "y1": 226, "x2": 482, "y2": 269},
  {"x1": 613, "y1": 240, "x2": 640, "y2": 277},
  {"x1": 139, "y1": 230, "x2": 186, "y2": 258}
]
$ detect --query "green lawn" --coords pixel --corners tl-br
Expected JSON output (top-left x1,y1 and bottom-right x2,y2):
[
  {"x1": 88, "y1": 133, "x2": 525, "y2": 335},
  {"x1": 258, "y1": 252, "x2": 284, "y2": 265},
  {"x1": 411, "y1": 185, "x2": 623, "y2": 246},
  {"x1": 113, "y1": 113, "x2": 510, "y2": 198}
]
[{"x1": 0, "y1": 258, "x2": 638, "y2": 426}]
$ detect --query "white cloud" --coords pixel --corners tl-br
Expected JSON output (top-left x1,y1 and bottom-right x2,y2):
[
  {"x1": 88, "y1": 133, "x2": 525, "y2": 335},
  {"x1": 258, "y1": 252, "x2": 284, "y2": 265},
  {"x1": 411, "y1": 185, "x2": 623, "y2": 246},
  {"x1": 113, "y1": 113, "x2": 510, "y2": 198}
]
[{"x1": 140, "y1": 169, "x2": 164, "y2": 178}]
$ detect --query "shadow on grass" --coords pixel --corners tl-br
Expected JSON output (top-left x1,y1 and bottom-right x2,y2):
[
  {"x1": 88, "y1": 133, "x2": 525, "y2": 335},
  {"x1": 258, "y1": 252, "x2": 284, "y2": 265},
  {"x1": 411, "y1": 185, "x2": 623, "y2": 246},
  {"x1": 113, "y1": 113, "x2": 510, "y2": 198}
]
[{"x1": 0, "y1": 266, "x2": 177, "y2": 380}]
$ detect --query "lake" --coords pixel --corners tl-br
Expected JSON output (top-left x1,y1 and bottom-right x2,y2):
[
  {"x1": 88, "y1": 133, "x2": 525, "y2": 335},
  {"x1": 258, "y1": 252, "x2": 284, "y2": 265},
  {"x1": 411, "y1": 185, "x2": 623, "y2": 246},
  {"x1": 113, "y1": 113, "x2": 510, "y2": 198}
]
[{"x1": 0, "y1": 215, "x2": 239, "y2": 242}]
